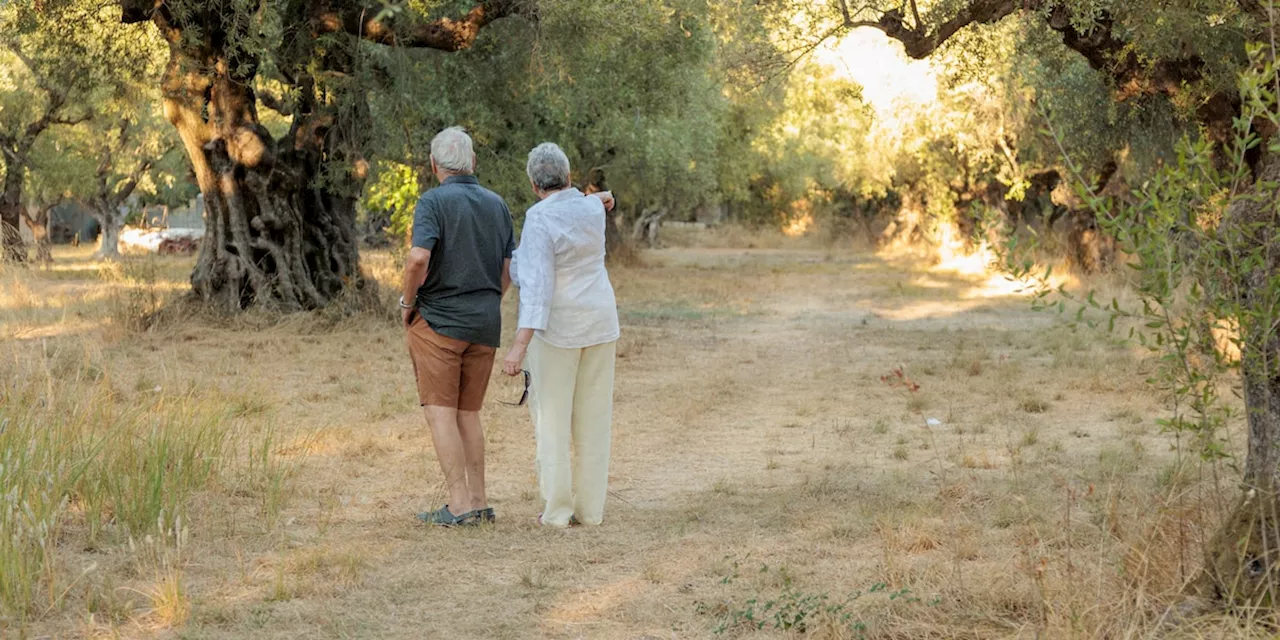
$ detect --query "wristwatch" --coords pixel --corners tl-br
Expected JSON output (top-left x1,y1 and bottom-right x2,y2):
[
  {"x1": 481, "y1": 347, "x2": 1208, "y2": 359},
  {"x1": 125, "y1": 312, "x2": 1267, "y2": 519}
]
[{"x1": 398, "y1": 296, "x2": 414, "y2": 310}]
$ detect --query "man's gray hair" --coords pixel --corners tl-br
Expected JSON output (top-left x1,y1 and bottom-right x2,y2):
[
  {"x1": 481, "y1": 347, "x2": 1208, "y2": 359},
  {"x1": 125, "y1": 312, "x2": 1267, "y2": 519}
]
[
  {"x1": 526, "y1": 142, "x2": 571, "y2": 192},
  {"x1": 431, "y1": 126, "x2": 475, "y2": 174}
]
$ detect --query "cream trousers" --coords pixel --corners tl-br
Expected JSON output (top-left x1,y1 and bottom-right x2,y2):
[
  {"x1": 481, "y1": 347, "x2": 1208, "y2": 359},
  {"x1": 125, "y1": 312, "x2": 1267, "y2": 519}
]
[{"x1": 527, "y1": 336, "x2": 617, "y2": 527}]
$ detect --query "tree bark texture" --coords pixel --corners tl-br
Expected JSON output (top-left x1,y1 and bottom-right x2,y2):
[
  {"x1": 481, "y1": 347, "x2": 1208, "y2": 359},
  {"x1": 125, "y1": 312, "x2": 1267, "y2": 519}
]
[
  {"x1": 158, "y1": 42, "x2": 362, "y2": 311},
  {"x1": 1184, "y1": 150, "x2": 1280, "y2": 606},
  {"x1": 19, "y1": 206, "x2": 52, "y2": 265},
  {"x1": 120, "y1": 0, "x2": 525, "y2": 310},
  {"x1": 92, "y1": 205, "x2": 125, "y2": 260},
  {"x1": 1, "y1": 173, "x2": 26, "y2": 263},
  {"x1": 631, "y1": 205, "x2": 668, "y2": 249}
]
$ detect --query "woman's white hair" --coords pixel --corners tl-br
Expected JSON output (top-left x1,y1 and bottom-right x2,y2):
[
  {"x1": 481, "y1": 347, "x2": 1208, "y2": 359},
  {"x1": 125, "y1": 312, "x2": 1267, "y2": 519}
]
[
  {"x1": 431, "y1": 126, "x2": 475, "y2": 174},
  {"x1": 526, "y1": 142, "x2": 571, "y2": 191}
]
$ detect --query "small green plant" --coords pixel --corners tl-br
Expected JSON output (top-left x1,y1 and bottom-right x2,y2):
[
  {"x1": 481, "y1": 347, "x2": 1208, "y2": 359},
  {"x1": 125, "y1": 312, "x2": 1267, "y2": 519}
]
[
  {"x1": 1019, "y1": 396, "x2": 1050, "y2": 414},
  {"x1": 1021, "y1": 427, "x2": 1040, "y2": 447},
  {"x1": 711, "y1": 589, "x2": 865, "y2": 635},
  {"x1": 697, "y1": 566, "x2": 940, "y2": 637}
]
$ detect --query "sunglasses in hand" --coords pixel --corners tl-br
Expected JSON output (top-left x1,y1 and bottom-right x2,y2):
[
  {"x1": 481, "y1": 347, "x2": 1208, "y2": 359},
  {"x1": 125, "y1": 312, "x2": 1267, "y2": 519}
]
[{"x1": 498, "y1": 369, "x2": 530, "y2": 407}]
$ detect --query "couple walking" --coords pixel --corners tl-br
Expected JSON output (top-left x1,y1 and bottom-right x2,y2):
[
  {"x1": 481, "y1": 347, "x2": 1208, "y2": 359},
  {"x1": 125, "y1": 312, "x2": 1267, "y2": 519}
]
[{"x1": 400, "y1": 127, "x2": 619, "y2": 528}]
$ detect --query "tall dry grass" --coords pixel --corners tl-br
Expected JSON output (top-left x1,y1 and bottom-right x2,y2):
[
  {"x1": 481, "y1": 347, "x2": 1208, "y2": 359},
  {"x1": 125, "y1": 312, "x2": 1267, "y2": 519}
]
[{"x1": 0, "y1": 254, "x2": 306, "y2": 630}]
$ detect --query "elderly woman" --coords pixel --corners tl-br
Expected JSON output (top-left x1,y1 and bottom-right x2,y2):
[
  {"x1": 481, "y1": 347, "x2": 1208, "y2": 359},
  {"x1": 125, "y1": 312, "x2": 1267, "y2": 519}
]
[{"x1": 503, "y1": 143, "x2": 620, "y2": 528}]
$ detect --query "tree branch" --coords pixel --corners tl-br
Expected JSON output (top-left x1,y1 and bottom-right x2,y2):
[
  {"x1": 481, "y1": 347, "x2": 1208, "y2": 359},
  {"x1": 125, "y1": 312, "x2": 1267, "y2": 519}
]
[
  {"x1": 6, "y1": 43, "x2": 91, "y2": 141},
  {"x1": 1238, "y1": 0, "x2": 1272, "y2": 26},
  {"x1": 313, "y1": 0, "x2": 529, "y2": 51},
  {"x1": 49, "y1": 113, "x2": 92, "y2": 127},
  {"x1": 257, "y1": 90, "x2": 295, "y2": 116},
  {"x1": 863, "y1": 0, "x2": 1021, "y2": 59},
  {"x1": 851, "y1": 0, "x2": 1239, "y2": 137},
  {"x1": 111, "y1": 168, "x2": 150, "y2": 205},
  {"x1": 115, "y1": 157, "x2": 155, "y2": 204},
  {"x1": 908, "y1": 0, "x2": 923, "y2": 31},
  {"x1": 6, "y1": 44, "x2": 54, "y2": 96},
  {"x1": 837, "y1": 0, "x2": 853, "y2": 24},
  {"x1": 19, "y1": 202, "x2": 57, "y2": 229},
  {"x1": 1041, "y1": 6, "x2": 1239, "y2": 140}
]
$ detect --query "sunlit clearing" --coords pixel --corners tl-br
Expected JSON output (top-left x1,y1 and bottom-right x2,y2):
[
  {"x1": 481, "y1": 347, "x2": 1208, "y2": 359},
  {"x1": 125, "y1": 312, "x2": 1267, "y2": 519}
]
[
  {"x1": 934, "y1": 224, "x2": 993, "y2": 277},
  {"x1": 931, "y1": 225, "x2": 1074, "y2": 300},
  {"x1": 782, "y1": 200, "x2": 816, "y2": 237},
  {"x1": 814, "y1": 28, "x2": 939, "y2": 122}
]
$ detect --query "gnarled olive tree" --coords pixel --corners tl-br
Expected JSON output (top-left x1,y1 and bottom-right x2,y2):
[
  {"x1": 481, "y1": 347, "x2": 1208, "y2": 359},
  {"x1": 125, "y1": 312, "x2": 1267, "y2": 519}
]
[{"x1": 116, "y1": 0, "x2": 527, "y2": 310}]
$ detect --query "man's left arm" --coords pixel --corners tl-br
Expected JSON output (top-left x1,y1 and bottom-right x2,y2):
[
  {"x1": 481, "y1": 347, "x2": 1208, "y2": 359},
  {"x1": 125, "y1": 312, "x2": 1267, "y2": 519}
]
[
  {"x1": 401, "y1": 248, "x2": 430, "y2": 327},
  {"x1": 402, "y1": 194, "x2": 440, "y2": 327}
]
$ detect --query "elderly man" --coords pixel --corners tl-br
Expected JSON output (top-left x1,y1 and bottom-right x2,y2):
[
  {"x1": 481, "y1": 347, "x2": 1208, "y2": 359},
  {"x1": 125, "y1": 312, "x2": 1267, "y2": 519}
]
[{"x1": 401, "y1": 126, "x2": 514, "y2": 527}]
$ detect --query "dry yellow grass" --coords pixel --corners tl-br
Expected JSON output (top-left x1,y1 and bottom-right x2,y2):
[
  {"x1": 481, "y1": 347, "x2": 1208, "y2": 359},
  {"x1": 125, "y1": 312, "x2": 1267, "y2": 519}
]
[{"x1": 0, "y1": 236, "x2": 1268, "y2": 638}]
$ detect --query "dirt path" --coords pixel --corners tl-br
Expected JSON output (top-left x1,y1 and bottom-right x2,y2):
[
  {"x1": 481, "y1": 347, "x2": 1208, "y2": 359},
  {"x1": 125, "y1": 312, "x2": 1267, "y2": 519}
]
[
  {"x1": 9, "y1": 246, "x2": 1223, "y2": 638},
  {"x1": 248, "y1": 248, "x2": 1168, "y2": 639}
]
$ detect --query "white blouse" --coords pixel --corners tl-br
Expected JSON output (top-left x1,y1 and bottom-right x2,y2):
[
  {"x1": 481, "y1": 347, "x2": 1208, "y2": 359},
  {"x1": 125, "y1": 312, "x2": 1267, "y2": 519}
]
[{"x1": 511, "y1": 188, "x2": 620, "y2": 349}]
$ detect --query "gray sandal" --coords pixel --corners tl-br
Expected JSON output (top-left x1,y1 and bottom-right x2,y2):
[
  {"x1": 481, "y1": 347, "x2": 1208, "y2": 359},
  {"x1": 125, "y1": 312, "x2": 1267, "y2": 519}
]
[{"x1": 417, "y1": 506, "x2": 478, "y2": 527}]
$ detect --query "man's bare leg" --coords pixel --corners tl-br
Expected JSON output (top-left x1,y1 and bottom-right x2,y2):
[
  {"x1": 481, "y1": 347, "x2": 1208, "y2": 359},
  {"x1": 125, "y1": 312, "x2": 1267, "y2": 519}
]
[
  {"x1": 457, "y1": 410, "x2": 487, "y2": 509},
  {"x1": 424, "y1": 405, "x2": 472, "y2": 515}
]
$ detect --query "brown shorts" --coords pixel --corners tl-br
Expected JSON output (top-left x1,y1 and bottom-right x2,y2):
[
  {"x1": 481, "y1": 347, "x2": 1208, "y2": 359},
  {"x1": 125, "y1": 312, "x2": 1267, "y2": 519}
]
[{"x1": 405, "y1": 315, "x2": 496, "y2": 411}]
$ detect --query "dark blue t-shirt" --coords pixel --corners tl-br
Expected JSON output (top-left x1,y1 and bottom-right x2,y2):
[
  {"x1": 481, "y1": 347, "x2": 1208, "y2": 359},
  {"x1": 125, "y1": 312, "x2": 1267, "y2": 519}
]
[{"x1": 411, "y1": 175, "x2": 515, "y2": 347}]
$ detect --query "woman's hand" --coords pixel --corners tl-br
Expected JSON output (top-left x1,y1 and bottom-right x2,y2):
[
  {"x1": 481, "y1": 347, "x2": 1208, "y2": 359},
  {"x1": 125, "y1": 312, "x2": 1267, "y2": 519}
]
[
  {"x1": 503, "y1": 343, "x2": 527, "y2": 377},
  {"x1": 590, "y1": 190, "x2": 616, "y2": 212}
]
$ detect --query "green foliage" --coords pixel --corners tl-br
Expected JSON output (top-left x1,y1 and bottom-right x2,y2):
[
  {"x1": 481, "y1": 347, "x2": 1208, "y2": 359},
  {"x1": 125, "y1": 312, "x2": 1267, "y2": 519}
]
[
  {"x1": 364, "y1": 0, "x2": 727, "y2": 229},
  {"x1": 353, "y1": 0, "x2": 899, "y2": 238},
  {"x1": 28, "y1": 105, "x2": 187, "y2": 211},
  {"x1": 735, "y1": 61, "x2": 883, "y2": 225},
  {"x1": 695, "y1": 562, "x2": 939, "y2": 636},
  {"x1": 1001, "y1": 41, "x2": 1280, "y2": 464},
  {"x1": 364, "y1": 161, "x2": 421, "y2": 240},
  {"x1": 0, "y1": 0, "x2": 191, "y2": 261}
]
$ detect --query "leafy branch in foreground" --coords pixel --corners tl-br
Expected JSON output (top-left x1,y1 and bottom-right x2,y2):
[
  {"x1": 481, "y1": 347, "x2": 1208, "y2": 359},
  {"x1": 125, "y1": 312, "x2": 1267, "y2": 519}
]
[{"x1": 993, "y1": 36, "x2": 1280, "y2": 606}]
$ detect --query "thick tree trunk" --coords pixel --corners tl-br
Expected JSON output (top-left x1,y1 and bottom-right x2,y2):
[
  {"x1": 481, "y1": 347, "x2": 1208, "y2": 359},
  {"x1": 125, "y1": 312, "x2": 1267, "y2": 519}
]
[
  {"x1": 1188, "y1": 151, "x2": 1280, "y2": 607},
  {"x1": 93, "y1": 207, "x2": 123, "y2": 260},
  {"x1": 1065, "y1": 210, "x2": 1115, "y2": 274},
  {"x1": 117, "y1": 0, "x2": 525, "y2": 311},
  {"x1": 1192, "y1": 333, "x2": 1280, "y2": 608},
  {"x1": 19, "y1": 207, "x2": 52, "y2": 265},
  {"x1": 604, "y1": 211, "x2": 626, "y2": 256},
  {"x1": 161, "y1": 46, "x2": 364, "y2": 312},
  {"x1": 631, "y1": 205, "x2": 668, "y2": 249},
  {"x1": 1, "y1": 176, "x2": 27, "y2": 263}
]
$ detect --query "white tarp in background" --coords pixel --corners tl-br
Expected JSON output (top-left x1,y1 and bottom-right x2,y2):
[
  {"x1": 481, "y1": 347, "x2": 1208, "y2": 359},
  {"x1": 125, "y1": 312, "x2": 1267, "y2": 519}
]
[{"x1": 119, "y1": 227, "x2": 206, "y2": 254}]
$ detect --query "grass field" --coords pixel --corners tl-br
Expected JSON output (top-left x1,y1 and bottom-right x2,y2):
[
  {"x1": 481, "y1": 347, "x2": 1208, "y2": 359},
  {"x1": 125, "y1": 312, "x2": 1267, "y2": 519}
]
[{"x1": 0, "y1": 238, "x2": 1266, "y2": 638}]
